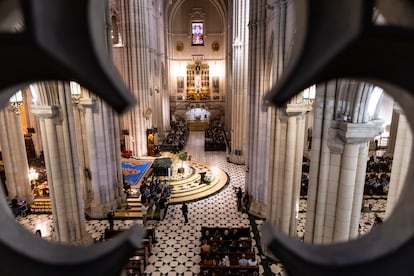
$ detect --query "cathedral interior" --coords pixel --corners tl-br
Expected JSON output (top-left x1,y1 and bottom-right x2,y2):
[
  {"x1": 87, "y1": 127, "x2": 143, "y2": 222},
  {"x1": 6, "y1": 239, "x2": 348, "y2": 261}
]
[{"x1": 1, "y1": 0, "x2": 414, "y2": 275}]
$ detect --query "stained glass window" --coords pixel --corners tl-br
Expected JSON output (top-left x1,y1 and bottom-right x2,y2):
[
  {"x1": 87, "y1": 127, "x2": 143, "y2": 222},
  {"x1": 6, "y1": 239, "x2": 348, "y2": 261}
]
[{"x1": 191, "y1": 22, "x2": 204, "y2": 46}]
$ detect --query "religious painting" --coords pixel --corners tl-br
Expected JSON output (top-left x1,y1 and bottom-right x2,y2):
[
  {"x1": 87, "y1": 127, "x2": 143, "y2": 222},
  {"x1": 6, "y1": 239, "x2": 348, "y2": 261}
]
[
  {"x1": 191, "y1": 22, "x2": 204, "y2": 46},
  {"x1": 177, "y1": 76, "x2": 184, "y2": 93},
  {"x1": 212, "y1": 76, "x2": 219, "y2": 93}
]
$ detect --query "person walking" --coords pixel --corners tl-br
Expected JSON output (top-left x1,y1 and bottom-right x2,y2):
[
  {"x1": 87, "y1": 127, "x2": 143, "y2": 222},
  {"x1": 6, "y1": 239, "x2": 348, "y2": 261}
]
[
  {"x1": 142, "y1": 203, "x2": 149, "y2": 226},
  {"x1": 236, "y1": 187, "x2": 243, "y2": 212},
  {"x1": 242, "y1": 192, "x2": 250, "y2": 213},
  {"x1": 159, "y1": 195, "x2": 167, "y2": 220},
  {"x1": 181, "y1": 202, "x2": 188, "y2": 223},
  {"x1": 107, "y1": 209, "x2": 114, "y2": 230}
]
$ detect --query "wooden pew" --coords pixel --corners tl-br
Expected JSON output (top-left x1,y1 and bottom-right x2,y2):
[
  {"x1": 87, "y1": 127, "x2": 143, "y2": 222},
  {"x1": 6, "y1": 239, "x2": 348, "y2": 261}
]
[{"x1": 200, "y1": 227, "x2": 258, "y2": 276}]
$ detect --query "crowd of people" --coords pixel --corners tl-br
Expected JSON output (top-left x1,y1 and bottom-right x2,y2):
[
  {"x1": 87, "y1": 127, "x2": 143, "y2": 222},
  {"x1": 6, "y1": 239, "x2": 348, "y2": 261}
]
[
  {"x1": 159, "y1": 121, "x2": 189, "y2": 153},
  {"x1": 204, "y1": 124, "x2": 226, "y2": 151},
  {"x1": 200, "y1": 227, "x2": 258, "y2": 275},
  {"x1": 138, "y1": 176, "x2": 172, "y2": 225},
  {"x1": 300, "y1": 155, "x2": 393, "y2": 197},
  {"x1": 364, "y1": 155, "x2": 392, "y2": 196}
]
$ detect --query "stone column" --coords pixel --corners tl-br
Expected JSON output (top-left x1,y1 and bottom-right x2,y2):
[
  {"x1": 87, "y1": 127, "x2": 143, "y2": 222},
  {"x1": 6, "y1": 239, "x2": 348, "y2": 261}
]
[
  {"x1": 387, "y1": 107, "x2": 400, "y2": 156},
  {"x1": 229, "y1": 0, "x2": 249, "y2": 165},
  {"x1": 24, "y1": 87, "x2": 42, "y2": 158},
  {"x1": 333, "y1": 122, "x2": 382, "y2": 242},
  {"x1": 305, "y1": 81, "x2": 383, "y2": 244},
  {"x1": 333, "y1": 142, "x2": 360, "y2": 242},
  {"x1": 386, "y1": 111, "x2": 412, "y2": 216},
  {"x1": 113, "y1": 0, "x2": 153, "y2": 157},
  {"x1": 31, "y1": 82, "x2": 90, "y2": 245},
  {"x1": 79, "y1": 95, "x2": 123, "y2": 218},
  {"x1": 0, "y1": 106, "x2": 32, "y2": 203},
  {"x1": 267, "y1": 103, "x2": 307, "y2": 236},
  {"x1": 246, "y1": 0, "x2": 270, "y2": 217},
  {"x1": 314, "y1": 121, "x2": 382, "y2": 243},
  {"x1": 305, "y1": 83, "x2": 336, "y2": 244},
  {"x1": 350, "y1": 142, "x2": 369, "y2": 238}
]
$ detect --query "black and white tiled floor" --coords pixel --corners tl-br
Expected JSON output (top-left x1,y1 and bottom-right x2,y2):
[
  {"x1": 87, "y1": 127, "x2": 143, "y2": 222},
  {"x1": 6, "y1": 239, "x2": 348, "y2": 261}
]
[{"x1": 16, "y1": 132, "x2": 388, "y2": 275}]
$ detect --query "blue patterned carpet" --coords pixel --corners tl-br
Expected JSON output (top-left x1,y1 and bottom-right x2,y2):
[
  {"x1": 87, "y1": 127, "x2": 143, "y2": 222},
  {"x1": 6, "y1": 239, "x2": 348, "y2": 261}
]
[{"x1": 122, "y1": 160, "x2": 152, "y2": 186}]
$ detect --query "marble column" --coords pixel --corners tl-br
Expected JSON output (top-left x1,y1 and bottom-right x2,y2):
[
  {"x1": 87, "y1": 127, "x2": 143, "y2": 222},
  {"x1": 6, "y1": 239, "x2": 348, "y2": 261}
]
[
  {"x1": 24, "y1": 87, "x2": 42, "y2": 158},
  {"x1": 246, "y1": 0, "x2": 270, "y2": 217},
  {"x1": 387, "y1": 107, "x2": 400, "y2": 156},
  {"x1": 247, "y1": 0, "x2": 295, "y2": 220},
  {"x1": 229, "y1": 0, "x2": 249, "y2": 165},
  {"x1": 305, "y1": 83, "x2": 336, "y2": 244},
  {"x1": 31, "y1": 82, "x2": 90, "y2": 245},
  {"x1": 386, "y1": 111, "x2": 412, "y2": 216},
  {"x1": 305, "y1": 81, "x2": 383, "y2": 244},
  {"x1": 113, "y1": 0, "x2": 153, "y2": 157},
  {"x1": 334, "y1": 122, "x2": 382, "y2": 242},
  {"x1": 0, "y1": 106, "x2": 32, "y2": 203},
  {"x1": 311, "y1": 120, "x2": 383, "y2": 244},
  {"x1": 267, "y1": 103, "x2": 307, "y2": 237},
  {"x1": 79, "y1": 95, "x2": 123, "y2": 218},
  {"x1": 333, "y1": 142, "x2": 360, "y2": 242}
]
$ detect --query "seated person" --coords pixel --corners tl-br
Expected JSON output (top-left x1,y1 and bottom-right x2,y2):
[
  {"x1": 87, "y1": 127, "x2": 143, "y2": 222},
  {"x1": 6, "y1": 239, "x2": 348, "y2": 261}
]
[
  {"x1": 212, "y1": 229, "x2": 222, "y2": 242},
  {"x1": 229, "y1": 241, "x2": 238, "y2": 252},
  {"x1": 210, "y1": 241, "x2": 219, "y2": 253},
  {"x1": 239, "y1": 241, "x2": 251, "y2": 252},
  {"x1": 222, "y1": 229, "x2": 231, "y2": 240},
  {"x1": 229, "y1": 255, "x2": 239, "y2": 266},
  {"x1": 219, "y1": 242, "x2": 229, "y2": 252},
  {"x1": 222, "y1": 255, "x2": 230, "y2": 267},
  {"x1": 247, "y1": 256, "x2": 258, "y2": 266},
  {"x1": 202, "y1": 254, "x2": 214, "y2": 266},
  {"x1": 230, "y1": 228, "x2": 240, "y2": 240},
  {"x1": 213, "y1": 255, "x2": 222, "y2": 266},
  {"x1": 201, "y1": 240, "x2": 211, "y2": 253},
  {"x1": 238, "y1": 254, "x2": 248, "y2": 266},
  {"x1": 201, "y1": 229, "x2": 212, "y2": 241}
]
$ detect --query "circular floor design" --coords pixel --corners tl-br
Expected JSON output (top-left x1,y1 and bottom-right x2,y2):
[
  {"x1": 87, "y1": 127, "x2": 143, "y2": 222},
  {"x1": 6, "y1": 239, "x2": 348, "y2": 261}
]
[{"x1": 159, "y1": 160, "x2": 229, "y2": 204}]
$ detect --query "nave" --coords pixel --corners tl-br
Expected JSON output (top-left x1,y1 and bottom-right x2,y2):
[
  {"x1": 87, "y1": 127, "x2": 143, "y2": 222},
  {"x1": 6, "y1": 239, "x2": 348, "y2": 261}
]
[{"x1": 15, "y1": 131, "x2": 386, "y2": 275}]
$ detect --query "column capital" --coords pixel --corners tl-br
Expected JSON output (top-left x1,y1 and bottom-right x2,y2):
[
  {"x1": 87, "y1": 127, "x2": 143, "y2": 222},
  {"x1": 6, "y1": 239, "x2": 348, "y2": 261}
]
[
  {"x1": 286, "y1": 103, "x2": 308, "y2": 116},
  {"x1": 79, "y1": 98, "x2": 96, "y2": 108},
  {"x1": 335, "y1": 120, "x2": 384, "y2": 144},
  {"x1": 393, "y1": 102, "x2": 403, "y2": 114},
  {"x1": 30, "y1": 105, "x2": 60, "y2": 119}
]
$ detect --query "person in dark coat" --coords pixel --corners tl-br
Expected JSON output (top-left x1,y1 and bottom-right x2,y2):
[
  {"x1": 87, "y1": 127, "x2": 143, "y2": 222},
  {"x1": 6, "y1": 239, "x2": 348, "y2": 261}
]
[
  {"x1": 181, "y1": 202, "x2": 188, "y2": 223},
  {"x1": 242, "y1": 192, "x2": 250, "y2": 213},
  {"x1": 107, "y1": 209, "x2": 114, "y2": 230},
  {"x1": 236, "y1": 187, "x2": 243, "y2": 212}
]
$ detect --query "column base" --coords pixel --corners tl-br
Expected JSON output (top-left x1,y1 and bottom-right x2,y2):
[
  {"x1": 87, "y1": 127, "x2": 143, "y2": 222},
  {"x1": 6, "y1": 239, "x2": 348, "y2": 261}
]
[
  {"x1": 229, "y1": 154, "x2": 246, "y2": 165},
  {"x1": 87, "y1": 200, "x2": 119, "y2": 219},
  {"x1": 248, "y1": 200, "x2": 267, "y2": 218}
]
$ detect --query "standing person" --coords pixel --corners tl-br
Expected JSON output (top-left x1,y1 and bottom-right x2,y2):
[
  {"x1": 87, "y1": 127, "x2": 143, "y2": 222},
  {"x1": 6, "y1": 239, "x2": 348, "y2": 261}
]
[
  {"x1": 242, "y1": 192, "x2": 250, "y2": 213},
  {"x1": 159, "y1": 195, "x2": 167, "y2": 220},
  {"x1": 11, "y1": 196, "x2": 19, "y2": 217},
  {"x1": 236, "y1": 187, "x2": 243, "y2": 212},
  {"x1": 181, "y1": 202, "x2": 188, "y2": 223},
  {"x1": 107, "y1": 209, "x2": 114, "y2": 230},
  {"x1": 372, "y1": 214, "x2": 383, "y2": 229},
  {"x1": 141, "y1": 203, "x2": 149, "y2": 226}
]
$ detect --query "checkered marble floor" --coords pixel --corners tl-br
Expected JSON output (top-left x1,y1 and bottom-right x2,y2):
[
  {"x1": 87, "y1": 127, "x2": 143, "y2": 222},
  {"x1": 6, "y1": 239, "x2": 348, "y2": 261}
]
[{"x1": 15, "y1": 131, "x2": 389, "y2": 275}]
